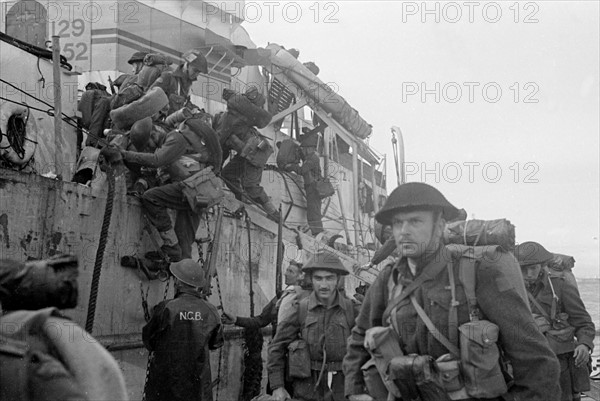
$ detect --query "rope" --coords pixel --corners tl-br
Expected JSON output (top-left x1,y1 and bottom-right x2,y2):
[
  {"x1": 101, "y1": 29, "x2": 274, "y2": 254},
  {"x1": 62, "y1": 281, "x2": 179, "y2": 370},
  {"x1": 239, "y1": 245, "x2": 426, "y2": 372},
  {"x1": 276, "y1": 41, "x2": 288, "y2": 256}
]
[{"x1": 85, "y1": 166, "x2": 115, "y2": 333}]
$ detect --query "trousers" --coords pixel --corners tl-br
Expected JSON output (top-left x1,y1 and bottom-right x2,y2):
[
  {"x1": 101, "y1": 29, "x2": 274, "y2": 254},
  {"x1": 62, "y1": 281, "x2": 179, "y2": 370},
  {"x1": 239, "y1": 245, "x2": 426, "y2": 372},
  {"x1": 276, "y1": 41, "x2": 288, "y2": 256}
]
[
  {"x1": 306, "y1": 185, "x2": 323, "y2": 236},
  {"x1": 142, "y1": 182, "x2": 200, "y2": 259},
  {"x1": 221, "y1": 155, "x2": 269, "y2": 204},
  {"x1": 292, "y1": 370, "x2": 344, "y2": 401}
]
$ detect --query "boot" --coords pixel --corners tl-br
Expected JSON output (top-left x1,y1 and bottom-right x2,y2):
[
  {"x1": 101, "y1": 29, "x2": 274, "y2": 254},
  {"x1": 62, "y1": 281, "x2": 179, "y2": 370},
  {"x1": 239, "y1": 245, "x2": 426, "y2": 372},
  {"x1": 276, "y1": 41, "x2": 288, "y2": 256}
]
[
  {"x1": 157, "y1": 229, "x2": 182, "y2": 262},
  {"x1": 261, "y1": 200, "x2": 280, "y2": 223}
]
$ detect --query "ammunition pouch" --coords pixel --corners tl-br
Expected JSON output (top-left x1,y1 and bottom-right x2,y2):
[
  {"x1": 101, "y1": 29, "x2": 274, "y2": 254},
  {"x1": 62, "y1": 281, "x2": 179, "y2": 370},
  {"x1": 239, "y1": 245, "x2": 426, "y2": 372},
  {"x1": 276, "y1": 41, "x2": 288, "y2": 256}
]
[
  {"x1": 532, "y1": 313, "x2": 552, "y2": 333},
  {"x1": 459, "y1": 320, "x2": 507, "y2": 399},
  {"x1": 362, "y1": 326, "x2": 403, "y2": 399},
  {"x1": 240, "y1": 134, "x2": 273, "y2": 167},
  {"x1": 389, "y1": 354, "x2": 451, "y2": 401},
  {"x1": 545, "y1": 316, "x2": 576, "y2": 355},
  {"x1": 361, "y1": 358, "x2": 389, "y2": 401},
  {"x1": 287, "y1": 339, "x2": 311, "y2": 379},
  {"x1": 181, "y1": 167, "x2": 224, "y2": 212}
]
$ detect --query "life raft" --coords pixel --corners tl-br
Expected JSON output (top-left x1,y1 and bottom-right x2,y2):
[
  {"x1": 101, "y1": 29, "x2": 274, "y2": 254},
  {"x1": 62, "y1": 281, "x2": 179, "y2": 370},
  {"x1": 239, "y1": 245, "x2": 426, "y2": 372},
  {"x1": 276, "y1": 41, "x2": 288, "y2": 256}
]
[{"x1": 0, "y1": 102, "x2": 38, "y2": 165}]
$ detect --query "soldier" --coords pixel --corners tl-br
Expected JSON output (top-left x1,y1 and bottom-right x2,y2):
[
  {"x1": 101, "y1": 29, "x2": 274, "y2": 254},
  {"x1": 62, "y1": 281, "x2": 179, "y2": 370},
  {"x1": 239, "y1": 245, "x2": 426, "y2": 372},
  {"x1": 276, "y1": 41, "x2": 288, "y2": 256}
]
[
  {"x1": 217, "y1": 87, "x2": 278, "y2": 220},
  {"x1": 148, "y1": 48, "x2": 208, "y2": 115},
  {"x1": 143, "y1": 259, "x2": 223, "y2": 401},
  {"x1": 268, "y1": 251, "x2": 357, "y2": 401},
  {"x1": 119, "y1": 115, "x2": 221, "y2": 261},
  {"x1": 221, "y1": 260, "x2": 303, "y2": 333},
  {"x1": 128, "y1": 51, "x2": 147, "y2": 74},
  {"x1": 299, "y1": 134, "x2": 324, "y2": 236},
  {"x1": 515, "y1": 241, "x2": 595, "y2": 401},
  {"x1": 343, "y1": 182, "x2": 560, "y2": 401}
]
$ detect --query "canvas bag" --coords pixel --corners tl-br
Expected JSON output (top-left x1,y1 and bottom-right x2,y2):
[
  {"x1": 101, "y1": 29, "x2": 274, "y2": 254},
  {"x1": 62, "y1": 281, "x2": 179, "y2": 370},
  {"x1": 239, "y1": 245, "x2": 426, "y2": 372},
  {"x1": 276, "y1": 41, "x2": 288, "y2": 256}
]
[{"x1": 315, "y1": 177, "x2": 335, "y2": 199}]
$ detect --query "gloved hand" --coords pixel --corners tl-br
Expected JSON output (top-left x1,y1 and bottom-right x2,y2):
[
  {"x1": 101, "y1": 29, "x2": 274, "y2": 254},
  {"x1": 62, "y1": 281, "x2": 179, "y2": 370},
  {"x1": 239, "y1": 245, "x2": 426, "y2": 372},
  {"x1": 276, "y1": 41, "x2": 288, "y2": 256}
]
[{"x1": 573, "y1": 344, "x2": 590, "y2": 367}]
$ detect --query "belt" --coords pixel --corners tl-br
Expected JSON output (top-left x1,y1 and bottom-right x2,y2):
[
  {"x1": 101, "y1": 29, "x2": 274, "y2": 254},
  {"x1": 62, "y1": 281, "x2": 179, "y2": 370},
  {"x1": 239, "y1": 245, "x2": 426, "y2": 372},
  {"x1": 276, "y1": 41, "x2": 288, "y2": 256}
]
[{"x1": 310, "y1": 360, "x2": 343, "y2": 372}]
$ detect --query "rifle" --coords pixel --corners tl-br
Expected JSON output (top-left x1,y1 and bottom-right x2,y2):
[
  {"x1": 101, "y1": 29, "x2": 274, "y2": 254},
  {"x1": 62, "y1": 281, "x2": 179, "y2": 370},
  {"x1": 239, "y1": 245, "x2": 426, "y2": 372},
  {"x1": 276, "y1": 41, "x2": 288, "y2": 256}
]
[{"x1": 107, "y1": 76, "x2": 116, "y2": 95}]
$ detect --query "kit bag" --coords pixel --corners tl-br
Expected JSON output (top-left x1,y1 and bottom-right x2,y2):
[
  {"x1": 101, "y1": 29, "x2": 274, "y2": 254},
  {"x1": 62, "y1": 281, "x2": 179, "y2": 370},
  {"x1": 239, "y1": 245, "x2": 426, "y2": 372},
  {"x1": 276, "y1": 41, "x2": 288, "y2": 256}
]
[
  {"x1": 181, "y1": 167, "x2": 225, "y2": 212},
  {"x1": 315, "y1": 176, "x2": 335, "y2": 199}
]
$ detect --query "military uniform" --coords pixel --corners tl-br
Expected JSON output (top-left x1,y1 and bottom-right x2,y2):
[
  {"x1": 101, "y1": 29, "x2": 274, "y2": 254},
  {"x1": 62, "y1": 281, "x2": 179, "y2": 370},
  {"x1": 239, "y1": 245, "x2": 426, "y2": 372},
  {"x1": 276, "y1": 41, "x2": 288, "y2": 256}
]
[
  {"x1": 343, "y1": 182, "x2": 560, "y2": 401},
  {"x1": 299, "y1": 150, "x2": 323, "y2": 236},
  {"x1": 268, "y1": 291, "x2": 356, "y2": 401},
  {"x1": 217, "y1": 88, "x2": 277, "y2": 216},
  {"x1": 343, "y1": 245, "x2": 561, "y2": 401},
  {"x1": 149, "y1": 65, "x2": 196, "y2": 114},
  {"x1": 268, "y1": 252, "x2": 355, "y2": 401},
  {"x1": 515, "y1": 242, "x2": 595, "y2": 401},
  {"x1": 527, "y1": 269, "x2": 595, "y2": 401},
  {"x1": 122, "y1": 117, "x2": 218, "y2": 260}
]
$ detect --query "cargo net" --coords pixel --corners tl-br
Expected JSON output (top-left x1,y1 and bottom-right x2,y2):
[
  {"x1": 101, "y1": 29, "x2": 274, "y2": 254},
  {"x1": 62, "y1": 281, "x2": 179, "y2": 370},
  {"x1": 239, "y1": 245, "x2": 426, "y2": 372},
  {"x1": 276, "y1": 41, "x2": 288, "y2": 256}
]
[{"x1": 241, "y1": 327, "x2": 264, "y2": 401}]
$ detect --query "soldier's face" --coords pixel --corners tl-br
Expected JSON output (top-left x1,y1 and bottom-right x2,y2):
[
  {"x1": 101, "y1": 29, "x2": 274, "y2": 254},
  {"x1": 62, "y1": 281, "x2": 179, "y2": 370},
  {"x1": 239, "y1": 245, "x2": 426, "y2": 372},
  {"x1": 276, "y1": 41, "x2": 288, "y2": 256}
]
[
  {"x1": 311, "y1": 270, "x2": 339, "y2": 303},
  {"x1": 392, "y1": 210, "x2": 443, "y2": 259},
  {"x1": 284, "y1": 264, "x2": 301, "y2": 285},
  {"x1": 131, "y1": 61, "x2": 143, "y2": 74},
  {"x1": 521, "y1": 264, "x2": 543, "y2": 283}
]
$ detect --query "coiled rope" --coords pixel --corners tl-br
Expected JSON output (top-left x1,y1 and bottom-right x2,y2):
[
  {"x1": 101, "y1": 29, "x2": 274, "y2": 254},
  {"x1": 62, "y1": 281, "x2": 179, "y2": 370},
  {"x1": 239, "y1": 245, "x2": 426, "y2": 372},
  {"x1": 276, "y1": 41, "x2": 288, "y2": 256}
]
[{"x1": 85, "y1": 165, "x2": 115, "y2": 333}]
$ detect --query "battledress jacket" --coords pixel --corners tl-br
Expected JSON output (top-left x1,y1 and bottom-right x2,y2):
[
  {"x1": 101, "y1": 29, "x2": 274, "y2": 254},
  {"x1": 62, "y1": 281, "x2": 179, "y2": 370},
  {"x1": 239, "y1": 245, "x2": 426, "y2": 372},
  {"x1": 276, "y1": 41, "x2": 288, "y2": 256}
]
[
  {"x1": 143, "y1": 288, "x2": 224, "y2": 401},
  {"x1": 268, "y1": 290, "x2": 357, "y2": 390},
  {"x1": 342, "y1": 245, "x2": 561, "y2": 401},
  {"x1": 528, "y1": 270, "x2": 595, "y2": 351}
]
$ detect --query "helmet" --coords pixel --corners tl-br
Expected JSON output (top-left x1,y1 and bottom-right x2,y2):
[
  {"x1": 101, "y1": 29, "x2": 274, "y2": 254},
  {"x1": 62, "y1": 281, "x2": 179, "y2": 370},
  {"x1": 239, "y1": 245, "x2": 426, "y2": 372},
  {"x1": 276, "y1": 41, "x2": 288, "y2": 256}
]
[
  {"x1": 182, "y1": 49, "x2": 208, "y2": 74},
  {"x1": 514, "y1": 241, "x2": 554, "y2": 267},
  {"x1": 129, "y1": 117, "x2": 153, "y2": 150},
  {"x1": 375, "y1": 182, "x2": 459, "y2": 225},
  {"x1": 170, "y1": 259, "x2": 206, "y2": 287},
  {"x1": 302, "y1": 251, "x2": 349, "y2": 276},
  {"x1": 128, "y1": 51, "x2": 148, "y2": 65}
]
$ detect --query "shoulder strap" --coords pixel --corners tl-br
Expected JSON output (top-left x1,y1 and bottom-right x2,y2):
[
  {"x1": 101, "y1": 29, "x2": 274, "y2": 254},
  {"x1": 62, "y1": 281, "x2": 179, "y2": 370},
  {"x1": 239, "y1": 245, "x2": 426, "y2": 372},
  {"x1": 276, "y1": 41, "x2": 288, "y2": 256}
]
[
  {"x1": 545, "y1": 272, "x2": 560, "y2": 320},
  {"x1": 458, "y1": 256, "x2": 480, "y2": 320},
  {"x1": 297, "y1": 297, "x2": 309, "y2": 329},
  {"x1": 382, "y1": 257, "x2": 448, "y2": 323},
  {"x1": 343, "y1": 297, "x2": 356, "y2": 328},
  {"x1": 527, "y1": 292, "x2": 551, "y2": 321},
  {"x1": 410, "y1": 295, "x2": 460, "y2": 357}
]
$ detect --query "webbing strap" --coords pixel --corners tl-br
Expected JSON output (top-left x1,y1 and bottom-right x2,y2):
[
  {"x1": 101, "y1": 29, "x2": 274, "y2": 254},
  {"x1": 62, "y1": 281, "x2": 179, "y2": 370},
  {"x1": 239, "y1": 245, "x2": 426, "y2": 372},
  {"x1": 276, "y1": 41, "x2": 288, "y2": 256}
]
[
  {"x1": 382, "y1": 256, "x2": 448, "y2": 323},
  {"x1": 410, "y1": 295, "x2": 460, "y2": 357},
  {"x1": 545, "y1": 272, "x2": 559, "y2": 320},
  {"x1": 459, "y1": 257, "x2": 479, "y2": 320},
  {"x1": 447, "y1": 262, "x2": 459, "y2": 348},
  {"x1": 528, "y1": 292, "x2": 552, "y2": 321}
]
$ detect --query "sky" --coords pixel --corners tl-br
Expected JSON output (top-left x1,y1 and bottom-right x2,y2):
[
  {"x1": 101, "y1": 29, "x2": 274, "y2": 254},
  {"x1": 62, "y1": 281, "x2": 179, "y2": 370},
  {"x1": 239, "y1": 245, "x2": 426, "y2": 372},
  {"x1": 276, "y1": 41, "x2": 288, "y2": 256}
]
[{"x1": 243, "y1": 1, "x2": 600, "y2": 277}]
